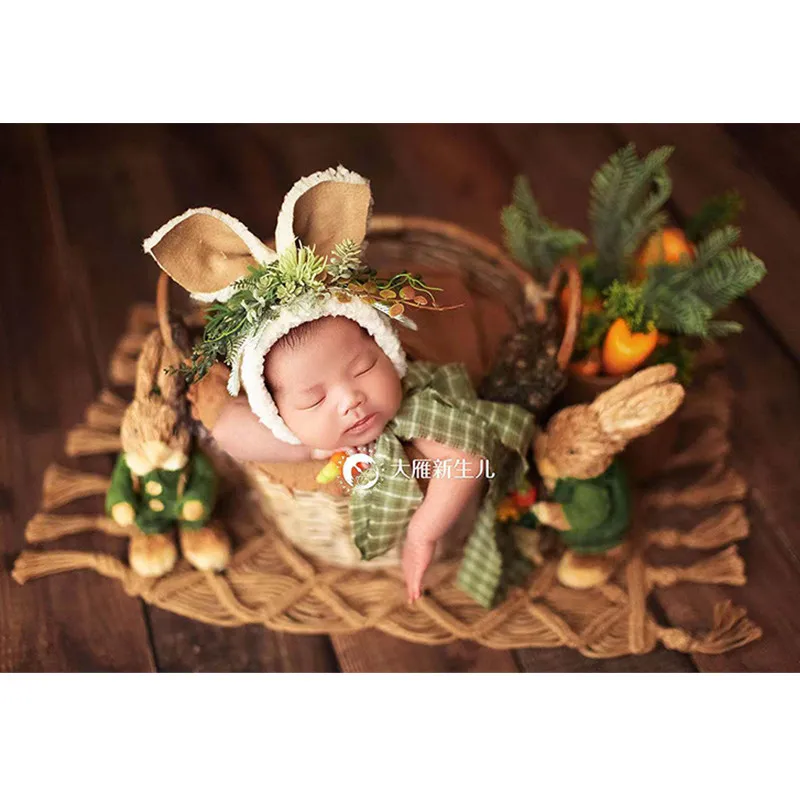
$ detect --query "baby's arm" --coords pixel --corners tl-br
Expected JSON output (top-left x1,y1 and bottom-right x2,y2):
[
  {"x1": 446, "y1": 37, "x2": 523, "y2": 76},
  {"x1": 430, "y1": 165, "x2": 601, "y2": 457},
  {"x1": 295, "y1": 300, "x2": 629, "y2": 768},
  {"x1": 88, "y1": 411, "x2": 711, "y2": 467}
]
[
  {"x1": 402, "y1": 437, "x2": 486, "y2": 602},
  {"x1": 188, "y1": 363, "x2": 321, "y2": 463},
  {"x1": 212, "y1": 395, "x2": 319, "y2": 463}
]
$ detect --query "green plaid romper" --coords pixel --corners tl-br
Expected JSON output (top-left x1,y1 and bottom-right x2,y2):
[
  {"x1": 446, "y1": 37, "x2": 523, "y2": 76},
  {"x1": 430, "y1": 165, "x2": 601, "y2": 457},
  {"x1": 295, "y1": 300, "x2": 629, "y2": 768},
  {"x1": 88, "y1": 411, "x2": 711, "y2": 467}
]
[{"x1": 349, "y1": 361, "x2": 537, "y2": 608}]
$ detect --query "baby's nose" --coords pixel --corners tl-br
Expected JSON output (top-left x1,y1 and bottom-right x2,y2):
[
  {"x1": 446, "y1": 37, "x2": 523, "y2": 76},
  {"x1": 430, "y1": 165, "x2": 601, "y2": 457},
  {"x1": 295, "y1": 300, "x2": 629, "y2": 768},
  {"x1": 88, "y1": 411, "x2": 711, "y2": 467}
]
[{"x1": 340, "y1": 389, "x2": 366, "y2": 415}]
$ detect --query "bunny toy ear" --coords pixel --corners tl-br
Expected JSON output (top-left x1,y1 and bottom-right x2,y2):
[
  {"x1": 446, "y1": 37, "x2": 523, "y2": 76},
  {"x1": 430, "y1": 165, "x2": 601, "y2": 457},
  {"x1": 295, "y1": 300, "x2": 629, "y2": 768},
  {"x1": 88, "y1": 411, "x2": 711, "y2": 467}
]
[
  {"x1": 133, "y1": 329, "x2": 165, "y2": 401},
  {"x1": 591, "y1": 364, "x2": 686, "y2": 445},
  {"x1": 274, "y1": 165, "x2": 372, "y2": 257},
  {"x1": 143, "y1": 208, "x2": 276, "y2": 302}
]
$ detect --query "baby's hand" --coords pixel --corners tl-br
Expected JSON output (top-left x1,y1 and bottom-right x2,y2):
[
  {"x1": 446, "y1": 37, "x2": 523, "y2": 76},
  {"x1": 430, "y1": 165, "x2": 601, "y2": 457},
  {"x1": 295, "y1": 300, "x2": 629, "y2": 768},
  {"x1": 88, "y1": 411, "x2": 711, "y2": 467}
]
[{"x1": 402, "y1": 514, "x2": 441, "y2": 603}]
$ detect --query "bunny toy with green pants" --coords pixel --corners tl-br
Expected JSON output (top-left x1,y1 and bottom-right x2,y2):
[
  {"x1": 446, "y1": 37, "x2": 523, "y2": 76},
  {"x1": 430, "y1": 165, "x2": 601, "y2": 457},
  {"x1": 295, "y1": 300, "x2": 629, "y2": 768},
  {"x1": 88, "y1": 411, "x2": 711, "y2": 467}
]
[
  {"x1": 106, "y1": 328, "x2": 229, "y2": 578},
  {"x1": 532, "y1": 364, "x2": 685, "y2": 588}
]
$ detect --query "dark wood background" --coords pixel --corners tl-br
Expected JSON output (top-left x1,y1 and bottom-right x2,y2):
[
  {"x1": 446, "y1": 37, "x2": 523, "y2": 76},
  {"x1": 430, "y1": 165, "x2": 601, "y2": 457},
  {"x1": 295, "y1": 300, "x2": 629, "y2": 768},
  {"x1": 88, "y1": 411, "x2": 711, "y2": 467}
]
[{"x1": 1, "y1": 123, "x2": 799, "y2": 672}]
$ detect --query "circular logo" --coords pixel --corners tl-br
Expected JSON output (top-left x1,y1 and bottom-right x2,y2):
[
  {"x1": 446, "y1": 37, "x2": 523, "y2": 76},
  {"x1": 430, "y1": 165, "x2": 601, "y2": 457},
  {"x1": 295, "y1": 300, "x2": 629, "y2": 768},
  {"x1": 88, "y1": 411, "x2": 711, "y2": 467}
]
[{"x1": 342, "y1": 453, "x2": 379, "y2": 490}]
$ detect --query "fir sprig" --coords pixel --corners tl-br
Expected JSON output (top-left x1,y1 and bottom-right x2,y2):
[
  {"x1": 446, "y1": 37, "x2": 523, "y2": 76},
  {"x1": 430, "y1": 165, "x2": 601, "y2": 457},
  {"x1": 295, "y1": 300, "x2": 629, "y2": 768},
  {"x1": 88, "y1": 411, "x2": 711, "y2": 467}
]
[
  {"x1": 589, "y1": 144, "x2": 674, "y2": 288},
  {"x1": 641, "y1": 227, "x2": 766, "y2": 337},
  {"x1": 502, "y1": 176, "x2": 586, "y2": 283},
  {"x1": 684, "y1": 191, "x2": 744, "y2": 243}
]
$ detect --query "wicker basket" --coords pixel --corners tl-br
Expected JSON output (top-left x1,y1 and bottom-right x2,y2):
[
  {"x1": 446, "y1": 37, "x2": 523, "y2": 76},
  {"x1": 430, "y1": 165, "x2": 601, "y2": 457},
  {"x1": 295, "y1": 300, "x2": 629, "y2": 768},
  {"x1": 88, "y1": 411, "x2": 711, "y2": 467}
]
[{"x1": 158, "y1": 215, "x2": 580, "y2": 570}]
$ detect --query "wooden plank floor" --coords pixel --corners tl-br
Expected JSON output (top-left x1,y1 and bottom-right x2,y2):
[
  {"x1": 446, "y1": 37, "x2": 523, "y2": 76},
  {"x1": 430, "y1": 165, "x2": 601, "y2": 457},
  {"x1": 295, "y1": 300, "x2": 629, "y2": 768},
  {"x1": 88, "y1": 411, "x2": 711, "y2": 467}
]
[{"x1": 1, "y1": 123, "x2": 797, "y2": 672}]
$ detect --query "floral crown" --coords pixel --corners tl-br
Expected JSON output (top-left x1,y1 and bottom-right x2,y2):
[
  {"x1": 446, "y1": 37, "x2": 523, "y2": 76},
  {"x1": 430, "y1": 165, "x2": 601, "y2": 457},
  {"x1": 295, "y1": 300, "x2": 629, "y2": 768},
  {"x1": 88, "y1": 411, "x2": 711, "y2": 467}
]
[{"x1": 180, "y1": 238, "x2": 461, "y2": 384}]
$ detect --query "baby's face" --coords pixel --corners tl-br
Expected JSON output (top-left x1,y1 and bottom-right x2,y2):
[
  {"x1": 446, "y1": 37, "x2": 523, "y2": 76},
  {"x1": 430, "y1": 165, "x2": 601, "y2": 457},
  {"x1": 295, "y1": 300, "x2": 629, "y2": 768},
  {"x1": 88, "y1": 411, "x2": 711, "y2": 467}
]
[{"x1": 264, "y1": 317, "x2": 404, "y2": 450}]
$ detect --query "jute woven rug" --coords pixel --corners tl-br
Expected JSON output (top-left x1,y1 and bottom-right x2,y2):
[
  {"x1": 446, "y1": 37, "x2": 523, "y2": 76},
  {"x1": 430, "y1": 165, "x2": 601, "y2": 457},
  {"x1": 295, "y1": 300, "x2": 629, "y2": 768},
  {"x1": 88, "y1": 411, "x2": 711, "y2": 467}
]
[{"x1": 12, "y1": 303, "x2": 761, "y2": 657}]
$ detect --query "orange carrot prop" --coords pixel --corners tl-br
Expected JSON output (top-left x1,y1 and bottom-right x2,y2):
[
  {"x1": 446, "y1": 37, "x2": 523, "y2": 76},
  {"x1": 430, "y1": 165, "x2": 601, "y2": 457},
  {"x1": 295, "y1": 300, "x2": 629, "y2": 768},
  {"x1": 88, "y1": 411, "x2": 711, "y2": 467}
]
[{"x1": 602, "y1": 319, "x2": 659, "y2": 376}]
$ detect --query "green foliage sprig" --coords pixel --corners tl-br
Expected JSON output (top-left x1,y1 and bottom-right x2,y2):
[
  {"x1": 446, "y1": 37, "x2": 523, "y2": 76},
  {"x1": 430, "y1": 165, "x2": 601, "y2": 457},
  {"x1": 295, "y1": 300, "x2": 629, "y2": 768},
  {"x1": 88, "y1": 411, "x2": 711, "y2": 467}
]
[
  {"x1": 502, "y1": 176, "x2": 586, "y2": 283},
  {"x1": 172, "y1": 240, "x2": 460, "y2": 385},
  {"x1": 588, "y1": 143, "x2": 674, "y2": 288},
  {"x1": 684, "y1": 191, "x2": 744, "y2": 243},
  {"x1": 642, "y1": 226, "x2": 765, "y2": 337},
  {"x1": 500, "y1": 144, "x2": 767, "y2": 383}
]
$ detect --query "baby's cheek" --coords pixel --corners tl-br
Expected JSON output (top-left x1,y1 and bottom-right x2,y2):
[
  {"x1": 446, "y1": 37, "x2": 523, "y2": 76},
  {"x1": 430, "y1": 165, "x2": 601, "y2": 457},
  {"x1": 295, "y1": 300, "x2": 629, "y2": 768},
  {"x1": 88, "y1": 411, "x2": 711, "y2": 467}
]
[{"x1": 372, "y1": 367, "x2": 403, "y2": 417}]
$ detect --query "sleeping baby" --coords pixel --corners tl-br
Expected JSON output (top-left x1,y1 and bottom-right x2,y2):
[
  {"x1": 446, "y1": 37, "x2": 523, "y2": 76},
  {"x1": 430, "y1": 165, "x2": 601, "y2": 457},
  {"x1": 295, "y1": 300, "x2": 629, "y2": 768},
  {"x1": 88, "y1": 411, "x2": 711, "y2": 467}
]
[
  {"x1": 143, "y1": 165, "x2": 536, "y2": 608},
  {"x1": 213, "y1": 313, "x2": 496, "y2": 601}
]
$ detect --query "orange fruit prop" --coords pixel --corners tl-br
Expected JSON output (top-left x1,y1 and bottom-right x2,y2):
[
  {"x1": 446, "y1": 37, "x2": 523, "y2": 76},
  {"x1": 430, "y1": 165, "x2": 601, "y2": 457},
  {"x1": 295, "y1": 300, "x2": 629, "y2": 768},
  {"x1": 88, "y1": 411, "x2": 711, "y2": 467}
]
[
  {"x1": 602, "y1": 319, "x2": 658, "y2": 376},
  {"x1": 634, "y1": 228, "x2": 695, "y2": 283},
  {"x1": 568, "y1": 347, "x2": 601, "y2": 377}
]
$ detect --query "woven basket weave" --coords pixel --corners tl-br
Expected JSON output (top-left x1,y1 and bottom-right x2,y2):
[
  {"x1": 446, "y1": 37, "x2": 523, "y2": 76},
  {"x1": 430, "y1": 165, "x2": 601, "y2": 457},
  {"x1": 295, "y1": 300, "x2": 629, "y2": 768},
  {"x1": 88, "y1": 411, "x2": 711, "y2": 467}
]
[{"x1": 159, "y1": 215, "x2": 581, "y2": 570}]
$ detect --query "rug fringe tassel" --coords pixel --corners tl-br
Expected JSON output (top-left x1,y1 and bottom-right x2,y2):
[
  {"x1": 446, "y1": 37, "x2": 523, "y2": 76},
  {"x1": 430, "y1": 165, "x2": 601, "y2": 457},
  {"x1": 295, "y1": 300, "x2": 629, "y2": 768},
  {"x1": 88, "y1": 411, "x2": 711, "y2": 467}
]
[
  {"x1": 645, "y1": 467, "x2": 747, "y2": 510},
  {"x1": 85, "y1": 391, "x2": 127, "y2": 431},
  {"x1": 682, "y1": 402, "x2": 732, "y2": 430},
  {"x1": 128, "y1": 303, "x2": 159, "y2": 333},
  {"x1": 98, "y1": 388, "x2": 128, "y2": 409},
  {"x1": 115, "y1": 332, "x2": 147, "y2": 357},
  {"x1": 41, "y1": 464, "x2": 110, "y2": 511},
  {"x1": 25, "y1": 512, "x2": 128, "y2": 542},
  {"x1": 664, "y1": 427, "x2": 730, "y2": 471},
  {"x1": 109, "y1": 354, "x2": 137, "y2": 386},
  {"x1": 647, "y1": 545, "x2": 746, "y2": 588},
  {"x1": 657, "y1": 601, "x2": 762, "y2": 654},
  {"x1": 648, "y1": 506, "x2": 749, "y2": 550},
  {"x1": 12, "y1": 549, "x2": 150, "y2": 597},
  {"x1": 13, "y1": 549, "x2": 123, "y2": 583},
  {"x1": 65, "y1": 426, "x2": 121, "y2": 456}
]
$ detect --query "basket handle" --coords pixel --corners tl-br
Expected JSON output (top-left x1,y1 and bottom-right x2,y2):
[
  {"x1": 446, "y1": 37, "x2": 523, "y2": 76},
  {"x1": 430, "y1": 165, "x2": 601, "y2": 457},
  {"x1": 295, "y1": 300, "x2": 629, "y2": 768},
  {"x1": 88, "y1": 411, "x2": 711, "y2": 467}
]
[{"x1": 547, "y1": 260, "x2": 582, "y2": 371}]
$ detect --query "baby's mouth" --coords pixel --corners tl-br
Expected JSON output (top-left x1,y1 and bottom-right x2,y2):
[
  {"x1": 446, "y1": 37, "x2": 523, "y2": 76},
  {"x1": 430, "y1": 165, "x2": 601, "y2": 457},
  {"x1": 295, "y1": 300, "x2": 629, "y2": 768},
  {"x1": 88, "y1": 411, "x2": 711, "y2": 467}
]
[{"x1": 346, "y1": 412, "x2": 377, "y2": 434}]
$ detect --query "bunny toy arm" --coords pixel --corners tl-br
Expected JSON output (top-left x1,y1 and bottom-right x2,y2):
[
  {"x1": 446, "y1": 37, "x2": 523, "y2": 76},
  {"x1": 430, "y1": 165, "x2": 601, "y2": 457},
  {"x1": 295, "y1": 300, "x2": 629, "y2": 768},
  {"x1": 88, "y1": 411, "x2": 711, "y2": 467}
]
[
  {"x1": 532, "y1": 501, "x2": 571, "y2": 530},
  {"x1": 106, "y1": 454, "x2": 139, "y2": 526},
  {"x1": 402, "y1": 437, "x2": 486, "y2": 602},
  {"x1": 534, "y1": 482, "x2": 612, "y2": 532},
  {"x1": 179, "y1": 450, "x2": 217, "y2": 526}
]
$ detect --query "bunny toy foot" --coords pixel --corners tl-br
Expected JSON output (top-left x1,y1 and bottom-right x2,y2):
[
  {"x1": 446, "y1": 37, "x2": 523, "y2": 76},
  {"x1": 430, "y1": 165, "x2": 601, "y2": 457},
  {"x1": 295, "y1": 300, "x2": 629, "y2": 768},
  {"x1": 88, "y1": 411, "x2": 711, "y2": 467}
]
[
  {"x1": 179, "y1": 524, "x2": 231, "y2": 572},
  {"x1": 556, "y1": 544, "x2": 628, "y2": 589},
  {"x1": 129, "y1": 532, "x2": 178, "y2": 578}
]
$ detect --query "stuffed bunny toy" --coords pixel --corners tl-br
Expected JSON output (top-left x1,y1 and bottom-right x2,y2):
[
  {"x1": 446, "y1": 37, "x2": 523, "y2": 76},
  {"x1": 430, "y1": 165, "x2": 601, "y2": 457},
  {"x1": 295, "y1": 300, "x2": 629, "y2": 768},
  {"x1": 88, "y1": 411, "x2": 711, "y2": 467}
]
[
  {"x1": 105, "y1": 328, "x2": 230, "y2": 578},
  {"x1": 532, "y1": 364, "x2": 685, "y2": 589}
]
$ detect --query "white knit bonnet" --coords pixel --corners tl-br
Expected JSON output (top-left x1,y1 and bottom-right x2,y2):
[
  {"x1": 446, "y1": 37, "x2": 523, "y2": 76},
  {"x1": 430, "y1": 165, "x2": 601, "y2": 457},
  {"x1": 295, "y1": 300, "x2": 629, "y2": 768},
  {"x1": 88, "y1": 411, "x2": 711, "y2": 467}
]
[{"x1": 143, "y1": 166, "x2": 438, "y2": 445}]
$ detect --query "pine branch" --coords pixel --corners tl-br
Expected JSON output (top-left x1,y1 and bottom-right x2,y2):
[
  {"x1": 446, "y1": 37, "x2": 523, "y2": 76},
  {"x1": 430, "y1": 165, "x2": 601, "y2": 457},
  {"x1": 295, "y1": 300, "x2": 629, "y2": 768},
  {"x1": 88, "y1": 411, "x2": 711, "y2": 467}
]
[
  {"x1": 706, "y1": 319, "x2": 744, "y2": 337},
  {"x1": 688, "y1": 225, "x2": 741, "y2": 272},
  {"x1": 502, "y1": 175, "x2": 586, "y2": 281},
  {"x1": 693, "y1": 247, "x2": 766, "y2": 313},
  {"x1": 640, "y1": 234, "x2": 766, "y2": 338},
  {"x1": 685, "y1": 191, "x2": 745, "y2": 243},
  {"x1": 589, "y1": 144, "x2": 674, "y2": 287}
]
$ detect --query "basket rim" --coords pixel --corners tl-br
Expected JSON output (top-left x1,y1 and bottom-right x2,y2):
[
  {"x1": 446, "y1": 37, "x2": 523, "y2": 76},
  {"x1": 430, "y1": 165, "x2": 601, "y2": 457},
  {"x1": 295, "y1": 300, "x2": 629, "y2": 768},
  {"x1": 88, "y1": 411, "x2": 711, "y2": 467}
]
[{"x1": 366, "y1": 215, "x2": 581, "y2": 370}]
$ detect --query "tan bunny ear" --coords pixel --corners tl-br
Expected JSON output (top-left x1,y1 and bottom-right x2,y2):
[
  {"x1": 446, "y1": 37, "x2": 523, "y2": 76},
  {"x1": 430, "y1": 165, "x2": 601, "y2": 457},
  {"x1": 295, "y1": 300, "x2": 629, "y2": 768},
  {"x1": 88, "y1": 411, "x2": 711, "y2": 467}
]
[
  {"x1": 143, "y1": 208, "x2": 276, "y2": 301},
  {"x1": 155, "y1": 352, "x2": 184, "y2": 406},
  {"x1": 592, "y1": 365, "x2": 685, "y2": 444},
  {"x1": 595, "y1": 364, "x2": 678, "y2": 405},
  {"x1": 274, "y1": 166, "x2": 372, "y2": 258},
  {"x1": 134, "y1": 330, "x2": 164, "y2": 401}
]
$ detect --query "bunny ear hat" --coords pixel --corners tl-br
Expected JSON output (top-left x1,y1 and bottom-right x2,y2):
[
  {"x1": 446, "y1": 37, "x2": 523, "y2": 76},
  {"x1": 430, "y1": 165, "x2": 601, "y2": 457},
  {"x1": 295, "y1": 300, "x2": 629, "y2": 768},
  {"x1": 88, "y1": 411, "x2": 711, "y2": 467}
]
[{"x1": 143, "y1": 166, "x2": 449, "y2": 445}]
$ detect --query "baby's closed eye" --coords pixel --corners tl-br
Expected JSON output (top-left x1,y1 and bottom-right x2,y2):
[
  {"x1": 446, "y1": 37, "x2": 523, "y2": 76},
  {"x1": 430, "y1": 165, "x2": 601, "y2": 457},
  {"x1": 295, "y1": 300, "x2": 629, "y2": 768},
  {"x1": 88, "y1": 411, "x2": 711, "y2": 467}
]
[
  {"x1": 354, "y1": 357, "x2": 377, "y2": 376},
  {"x1": 300, "y1": 396, "x2": 325, "y2": 410}
]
